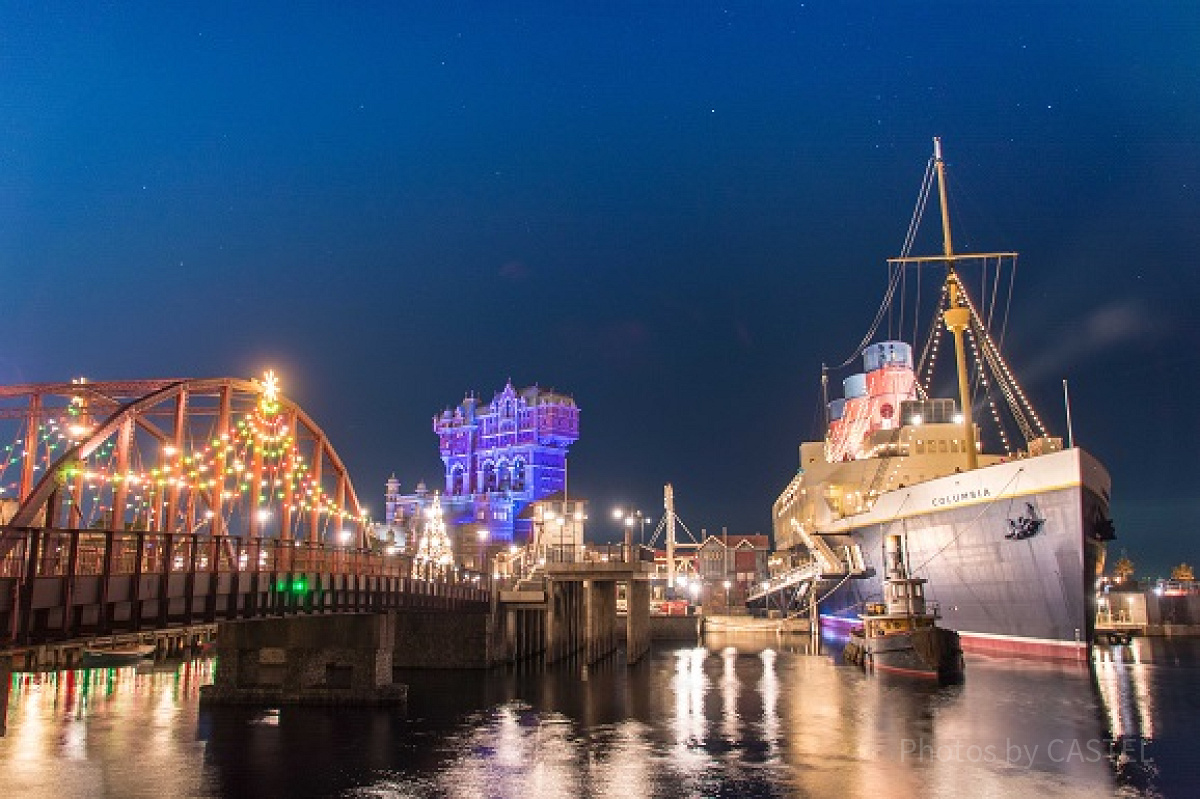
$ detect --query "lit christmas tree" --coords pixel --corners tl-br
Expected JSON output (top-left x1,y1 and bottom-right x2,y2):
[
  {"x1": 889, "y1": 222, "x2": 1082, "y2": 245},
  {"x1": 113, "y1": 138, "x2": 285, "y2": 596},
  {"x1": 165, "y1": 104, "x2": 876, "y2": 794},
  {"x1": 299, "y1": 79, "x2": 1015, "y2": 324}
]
[{"x1": 414, "y1": 492, "x2": 453, "y2": 579}]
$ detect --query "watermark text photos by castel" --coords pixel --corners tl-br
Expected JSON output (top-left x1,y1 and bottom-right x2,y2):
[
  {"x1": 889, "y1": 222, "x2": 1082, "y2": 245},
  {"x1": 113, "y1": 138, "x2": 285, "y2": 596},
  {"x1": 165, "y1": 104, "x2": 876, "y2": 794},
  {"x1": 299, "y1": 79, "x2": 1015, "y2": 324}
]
[{"x1": 900, "y1": 737, "x2": 1152, "y2": 768}]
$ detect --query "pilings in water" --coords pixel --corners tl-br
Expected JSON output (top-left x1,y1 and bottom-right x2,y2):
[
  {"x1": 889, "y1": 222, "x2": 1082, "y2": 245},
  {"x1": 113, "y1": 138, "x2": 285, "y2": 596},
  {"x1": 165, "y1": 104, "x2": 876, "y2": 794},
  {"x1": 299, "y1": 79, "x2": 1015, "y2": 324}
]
[
  {"x1": 499, "y1": 559, "x2": 655, "y2": 668},
  {"x1": 625, "y1": 579, "x2": 651, "y2": 663}
]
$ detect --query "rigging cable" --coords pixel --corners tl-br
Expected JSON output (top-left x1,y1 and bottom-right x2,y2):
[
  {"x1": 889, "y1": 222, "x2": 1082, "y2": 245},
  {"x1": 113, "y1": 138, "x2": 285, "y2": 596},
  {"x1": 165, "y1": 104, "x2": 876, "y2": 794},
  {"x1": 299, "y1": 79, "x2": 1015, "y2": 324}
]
[
  {"x1": 998, "y1": 256, "x2": 1017, "y2": 351},
  {"x1": 830, "y1": 157, "x2": 935, "y2": 370},
  {"x1": 910, "y1": 468, "x2": 1026, "y2": 575}
]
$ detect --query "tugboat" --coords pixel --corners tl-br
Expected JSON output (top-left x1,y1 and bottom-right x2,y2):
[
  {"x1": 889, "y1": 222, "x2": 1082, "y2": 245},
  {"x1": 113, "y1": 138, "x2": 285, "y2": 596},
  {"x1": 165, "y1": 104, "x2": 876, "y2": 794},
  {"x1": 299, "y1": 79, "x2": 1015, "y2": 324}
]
[{"x1": 842, "y1": 533, "x2": 964, "y2": 683}]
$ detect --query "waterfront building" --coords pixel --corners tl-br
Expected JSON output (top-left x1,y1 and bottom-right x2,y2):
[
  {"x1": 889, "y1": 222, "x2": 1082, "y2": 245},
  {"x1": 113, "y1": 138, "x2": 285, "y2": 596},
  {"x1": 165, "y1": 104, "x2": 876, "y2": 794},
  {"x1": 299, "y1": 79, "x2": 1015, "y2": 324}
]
[
  {"x1": 527, "y1": 498, "x2": 588, "y2": 561},
  {"x1": 383, "y1": 381, "x2": 580, "y2": 564},
  {"x1": 696, "y1": 534, "x2": 771, "y2": 606}
]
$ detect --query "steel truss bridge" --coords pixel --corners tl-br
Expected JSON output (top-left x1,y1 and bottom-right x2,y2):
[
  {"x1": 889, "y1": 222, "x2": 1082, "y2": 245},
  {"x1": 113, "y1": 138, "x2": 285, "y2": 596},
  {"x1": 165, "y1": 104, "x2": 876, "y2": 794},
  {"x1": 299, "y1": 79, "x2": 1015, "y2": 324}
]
[{"x1": 0, "y1": 376, "x2": 486, "y2": 648}]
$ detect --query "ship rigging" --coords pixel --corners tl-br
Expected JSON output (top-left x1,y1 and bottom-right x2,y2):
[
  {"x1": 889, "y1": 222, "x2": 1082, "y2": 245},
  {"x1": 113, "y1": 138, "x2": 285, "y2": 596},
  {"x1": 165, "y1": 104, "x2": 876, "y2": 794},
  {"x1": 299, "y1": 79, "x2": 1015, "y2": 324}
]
[
  {"x1": 824, "y1": 138, "x2": 1049, "y2": 482},
  {"x1": 763, "y1": 138, "x2": 1113, "y2": 659}
]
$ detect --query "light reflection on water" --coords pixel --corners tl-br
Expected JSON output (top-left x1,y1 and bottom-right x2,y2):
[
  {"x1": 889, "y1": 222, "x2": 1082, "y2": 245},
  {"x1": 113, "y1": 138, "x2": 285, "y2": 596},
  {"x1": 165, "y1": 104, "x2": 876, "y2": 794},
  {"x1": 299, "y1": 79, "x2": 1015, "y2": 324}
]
[
  {"x1": 0, "y1": 637, "x2": 1196, "y2": 798},
  {"x1": 1, "y1": 660, "x2": 215, "y2": 798}
]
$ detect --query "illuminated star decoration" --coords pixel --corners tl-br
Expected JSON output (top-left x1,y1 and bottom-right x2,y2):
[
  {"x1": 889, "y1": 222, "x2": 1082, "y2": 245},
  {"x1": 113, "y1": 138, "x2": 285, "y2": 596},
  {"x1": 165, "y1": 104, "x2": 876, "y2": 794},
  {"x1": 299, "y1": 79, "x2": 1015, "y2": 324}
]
[{"x1": 261, "y1": 369, "x2": 280, "y2": 408}]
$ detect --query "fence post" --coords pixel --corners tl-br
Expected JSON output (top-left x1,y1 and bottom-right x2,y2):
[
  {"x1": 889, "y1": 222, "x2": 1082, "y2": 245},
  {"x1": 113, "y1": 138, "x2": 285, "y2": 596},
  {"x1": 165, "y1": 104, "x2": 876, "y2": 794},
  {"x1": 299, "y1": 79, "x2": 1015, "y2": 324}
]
[
  {"x1": 61, "y1": 530, "x2": 81, "y2": 639},
  {"x1": 17, "y1": 529, "x2": 40, "y2": 645}
]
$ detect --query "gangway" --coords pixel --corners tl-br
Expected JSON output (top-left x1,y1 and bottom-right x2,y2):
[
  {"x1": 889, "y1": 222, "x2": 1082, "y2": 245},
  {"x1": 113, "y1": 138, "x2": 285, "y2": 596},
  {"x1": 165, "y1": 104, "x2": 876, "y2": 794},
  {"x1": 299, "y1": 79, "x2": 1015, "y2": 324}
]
[{"x1": 746, "y1": 534, "x2": 872, "y2": 618}]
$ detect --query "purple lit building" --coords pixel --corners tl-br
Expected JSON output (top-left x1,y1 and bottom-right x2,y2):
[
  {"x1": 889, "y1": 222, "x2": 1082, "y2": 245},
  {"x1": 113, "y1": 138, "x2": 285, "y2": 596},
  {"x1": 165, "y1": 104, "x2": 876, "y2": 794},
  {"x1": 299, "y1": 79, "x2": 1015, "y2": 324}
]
[{"x1": 383, "y1": 381, "x2": 579, "y2": 557}]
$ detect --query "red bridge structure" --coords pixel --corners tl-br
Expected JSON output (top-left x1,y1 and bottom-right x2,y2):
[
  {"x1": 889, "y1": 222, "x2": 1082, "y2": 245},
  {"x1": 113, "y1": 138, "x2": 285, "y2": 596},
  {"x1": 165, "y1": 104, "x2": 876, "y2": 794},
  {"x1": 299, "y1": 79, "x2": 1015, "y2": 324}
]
[{"x1": 0, "y1": 374, "x2": 487, "y2": 651}]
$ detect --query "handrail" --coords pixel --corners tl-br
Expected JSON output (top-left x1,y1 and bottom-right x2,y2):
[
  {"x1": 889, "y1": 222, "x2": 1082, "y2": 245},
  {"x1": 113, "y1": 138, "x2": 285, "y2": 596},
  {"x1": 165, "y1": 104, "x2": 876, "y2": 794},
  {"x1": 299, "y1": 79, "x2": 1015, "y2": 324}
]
[{"x1": 0, "y1": 526, "x2": 416, "y2": 579}]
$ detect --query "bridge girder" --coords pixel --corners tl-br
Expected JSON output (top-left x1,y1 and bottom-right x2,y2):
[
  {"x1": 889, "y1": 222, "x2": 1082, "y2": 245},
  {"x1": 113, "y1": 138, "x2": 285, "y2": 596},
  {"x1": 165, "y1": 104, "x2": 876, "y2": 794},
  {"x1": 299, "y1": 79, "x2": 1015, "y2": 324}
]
[{"x1": 2, "y1": 377, "x2": 368, "y2": 546}]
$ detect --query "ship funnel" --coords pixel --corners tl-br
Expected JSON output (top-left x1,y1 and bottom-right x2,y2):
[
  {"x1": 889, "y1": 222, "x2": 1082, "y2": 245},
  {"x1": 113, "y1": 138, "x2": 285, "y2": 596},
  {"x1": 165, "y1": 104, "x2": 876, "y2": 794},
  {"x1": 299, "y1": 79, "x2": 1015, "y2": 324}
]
[{"x1": 884, "y1": 534, "x2": 908, "y2": 581}]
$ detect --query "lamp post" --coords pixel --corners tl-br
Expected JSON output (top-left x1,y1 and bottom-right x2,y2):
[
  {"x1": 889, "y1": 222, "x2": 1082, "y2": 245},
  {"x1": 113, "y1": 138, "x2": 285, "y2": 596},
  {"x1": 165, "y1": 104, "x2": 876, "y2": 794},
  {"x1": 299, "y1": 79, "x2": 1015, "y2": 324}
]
[
  {"x1": 612, "y1": 507, "x2": 650, "y2": 563},
  {"x1": 476, "y1": 526, "x2": 490, "y2": 573}
]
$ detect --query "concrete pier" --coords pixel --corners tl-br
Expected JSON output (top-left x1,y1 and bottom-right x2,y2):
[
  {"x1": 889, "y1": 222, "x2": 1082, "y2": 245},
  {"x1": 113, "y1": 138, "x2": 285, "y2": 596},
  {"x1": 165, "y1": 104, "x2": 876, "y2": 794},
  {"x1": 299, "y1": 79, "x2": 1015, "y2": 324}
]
[
  {"x1": 626, "y1": 580, "x2": 651, "y2": 661},
  {"x1": 200, "y1": 613, "x2": 405, "y2": 706},
  {"x1": 391, "y1": 609, "x2": 503, "y2": 669}
]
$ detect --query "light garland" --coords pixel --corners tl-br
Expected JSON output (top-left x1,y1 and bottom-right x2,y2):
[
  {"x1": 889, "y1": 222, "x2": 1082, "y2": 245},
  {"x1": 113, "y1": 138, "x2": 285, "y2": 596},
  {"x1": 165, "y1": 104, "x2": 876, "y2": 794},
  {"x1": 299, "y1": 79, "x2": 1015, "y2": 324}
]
[{"x1": 3, "y1": 372, "x2": 370, "y2": 533}]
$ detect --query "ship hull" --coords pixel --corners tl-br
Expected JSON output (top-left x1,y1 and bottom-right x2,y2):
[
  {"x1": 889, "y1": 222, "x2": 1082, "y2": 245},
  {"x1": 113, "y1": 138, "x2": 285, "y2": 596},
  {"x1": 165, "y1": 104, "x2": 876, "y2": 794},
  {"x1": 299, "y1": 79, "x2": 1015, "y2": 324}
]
[
  {"x1": 843, "y1": 627, "x2": 964, "y2": 682},
  {"x1": 816, "y1": 448, "x2": 1110, "y2": 660}
]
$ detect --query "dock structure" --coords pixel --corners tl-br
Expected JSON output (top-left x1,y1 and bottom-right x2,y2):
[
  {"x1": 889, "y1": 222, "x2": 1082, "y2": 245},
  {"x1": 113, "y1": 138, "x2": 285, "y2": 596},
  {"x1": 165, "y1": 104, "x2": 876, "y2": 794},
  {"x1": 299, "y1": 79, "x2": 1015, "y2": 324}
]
[
  {"x1": 499, "y1": 544, "x2": 656, "y2": 666},
  {"x1": 746, "y1": 535, "x2": 872, "y2": 621}
]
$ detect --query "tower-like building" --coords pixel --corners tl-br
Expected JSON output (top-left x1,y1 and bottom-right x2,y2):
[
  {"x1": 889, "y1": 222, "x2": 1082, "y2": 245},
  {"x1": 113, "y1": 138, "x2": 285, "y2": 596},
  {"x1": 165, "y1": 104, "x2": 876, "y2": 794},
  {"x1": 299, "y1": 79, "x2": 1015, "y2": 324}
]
[{"x1": 383, "y1": 381, "x2": 579, "y2": 558}]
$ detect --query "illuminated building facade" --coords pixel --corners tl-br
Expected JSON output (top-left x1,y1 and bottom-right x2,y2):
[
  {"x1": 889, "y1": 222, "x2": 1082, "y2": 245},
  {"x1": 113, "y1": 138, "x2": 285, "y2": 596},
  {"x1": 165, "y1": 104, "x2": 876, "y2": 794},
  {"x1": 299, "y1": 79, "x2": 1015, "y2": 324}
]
[{"x1": 382, "y1": 381, "x2": 579, "y2": 555}]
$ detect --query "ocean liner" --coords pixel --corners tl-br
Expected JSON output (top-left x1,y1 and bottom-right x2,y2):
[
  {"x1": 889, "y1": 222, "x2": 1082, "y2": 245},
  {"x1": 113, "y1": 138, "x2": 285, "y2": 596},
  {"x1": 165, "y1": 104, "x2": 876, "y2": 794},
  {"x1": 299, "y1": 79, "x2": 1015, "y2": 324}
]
[{"x1": 768, "y1": 139, "x2": 1114, "y2": 659}]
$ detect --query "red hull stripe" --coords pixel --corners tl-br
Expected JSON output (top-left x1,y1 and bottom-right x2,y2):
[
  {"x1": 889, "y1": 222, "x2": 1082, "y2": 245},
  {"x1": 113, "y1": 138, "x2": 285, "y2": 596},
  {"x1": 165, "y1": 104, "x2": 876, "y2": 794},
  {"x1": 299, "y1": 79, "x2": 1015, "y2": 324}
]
[{"x1": 959, "y1": 632, "x2": 1086, "y2": 661}]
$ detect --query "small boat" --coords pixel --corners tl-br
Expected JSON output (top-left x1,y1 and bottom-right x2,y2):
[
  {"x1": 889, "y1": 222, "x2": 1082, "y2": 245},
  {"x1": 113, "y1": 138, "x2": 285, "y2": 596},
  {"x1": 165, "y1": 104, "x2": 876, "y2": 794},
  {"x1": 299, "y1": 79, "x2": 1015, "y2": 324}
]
[
  {"x1": 81, "y1": 642, "x2": 155, "y2": 667},
  {"x1": 842, "y1": 533, "x2": 964, "y2": 683}
]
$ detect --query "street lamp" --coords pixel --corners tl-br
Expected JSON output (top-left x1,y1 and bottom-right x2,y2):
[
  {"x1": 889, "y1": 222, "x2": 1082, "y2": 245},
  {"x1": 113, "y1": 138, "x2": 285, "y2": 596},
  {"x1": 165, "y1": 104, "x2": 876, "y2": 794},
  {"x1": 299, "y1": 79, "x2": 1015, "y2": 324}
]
[
  {"x1": 613, "y1": 507, "x2": 650, "y2": 546},
  {"x1": 476, "y1": 527, "x2": 490, "y2": 572}
]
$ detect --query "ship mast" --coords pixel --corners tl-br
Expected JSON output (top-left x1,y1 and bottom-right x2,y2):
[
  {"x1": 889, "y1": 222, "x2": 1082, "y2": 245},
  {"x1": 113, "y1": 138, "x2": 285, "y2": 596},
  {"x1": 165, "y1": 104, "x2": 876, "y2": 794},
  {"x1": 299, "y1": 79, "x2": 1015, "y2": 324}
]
[{"x1": 933, "y1": 137, "x2": 979, "y2": 471}]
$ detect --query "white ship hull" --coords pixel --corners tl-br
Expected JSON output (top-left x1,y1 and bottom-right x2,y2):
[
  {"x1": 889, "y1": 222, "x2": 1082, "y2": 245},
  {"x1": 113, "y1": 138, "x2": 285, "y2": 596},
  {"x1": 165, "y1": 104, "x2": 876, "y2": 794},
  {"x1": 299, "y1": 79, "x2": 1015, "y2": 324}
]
[{"x1": 816, "y1": 448, "x2": 1111, "y2": 659}]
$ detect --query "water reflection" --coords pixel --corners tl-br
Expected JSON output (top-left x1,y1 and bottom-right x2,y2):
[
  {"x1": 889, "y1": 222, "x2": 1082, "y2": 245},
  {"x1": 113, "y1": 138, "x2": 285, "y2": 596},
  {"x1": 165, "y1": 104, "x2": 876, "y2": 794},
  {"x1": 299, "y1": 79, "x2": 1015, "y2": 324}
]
[
  {"x1": 1, "y1": 638, "x2": 1196, "y2": 797},
  {"x1": 1092, "y1": 637, "x2": 1200, "y2": 795},
  {"x1": 1, "y1": 660, "x2": 214, "y2": 798}
]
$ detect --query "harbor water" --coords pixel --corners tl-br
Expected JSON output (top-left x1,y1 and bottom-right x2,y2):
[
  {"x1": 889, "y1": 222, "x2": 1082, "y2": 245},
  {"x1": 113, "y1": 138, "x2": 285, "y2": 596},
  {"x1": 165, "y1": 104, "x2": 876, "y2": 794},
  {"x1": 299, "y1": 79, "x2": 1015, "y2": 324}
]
[{"x1": 0, "y1": 635, "x2": 1196, "y2": 798}]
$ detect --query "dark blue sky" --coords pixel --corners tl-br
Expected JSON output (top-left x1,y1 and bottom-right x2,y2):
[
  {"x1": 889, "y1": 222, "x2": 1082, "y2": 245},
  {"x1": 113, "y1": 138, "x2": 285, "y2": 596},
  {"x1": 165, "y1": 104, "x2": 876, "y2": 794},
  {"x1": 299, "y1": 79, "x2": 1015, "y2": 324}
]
[{"x1": 2, "y1": 3, "x2": 1197, "y2": 575}]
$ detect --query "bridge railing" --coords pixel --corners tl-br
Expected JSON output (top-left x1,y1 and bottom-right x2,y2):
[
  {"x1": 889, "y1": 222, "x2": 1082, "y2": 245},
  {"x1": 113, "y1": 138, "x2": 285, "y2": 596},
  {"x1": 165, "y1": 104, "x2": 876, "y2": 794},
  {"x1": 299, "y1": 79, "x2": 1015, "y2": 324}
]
[
  {"x1": 1, "y1": 525, "x2": 495, "y2": 647},
  {"x1": 539, "y1": 543, "x2": 657, "y2": 565},
  {"x1": 0, "y1": 526, "x2": 417, "y2": 580}
]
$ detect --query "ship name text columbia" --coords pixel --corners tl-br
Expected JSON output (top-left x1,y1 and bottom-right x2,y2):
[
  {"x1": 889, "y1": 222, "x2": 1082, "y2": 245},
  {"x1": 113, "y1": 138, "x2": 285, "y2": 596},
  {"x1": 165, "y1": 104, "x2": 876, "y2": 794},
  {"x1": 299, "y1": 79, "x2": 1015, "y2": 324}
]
[{"x1": 930, "y1": 488, "x2": 992, "y2": 508}]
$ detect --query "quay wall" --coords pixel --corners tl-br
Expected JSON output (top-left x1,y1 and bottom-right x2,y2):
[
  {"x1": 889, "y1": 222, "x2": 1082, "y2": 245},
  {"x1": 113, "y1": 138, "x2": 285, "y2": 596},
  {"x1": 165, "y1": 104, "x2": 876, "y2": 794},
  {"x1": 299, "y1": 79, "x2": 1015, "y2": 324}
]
[
  {"x1": 392, "y1": 609, "x2": 500, "y2": 669},
  {"x1": 650, "y1": 615, "x2": 702, "y2": 641}
]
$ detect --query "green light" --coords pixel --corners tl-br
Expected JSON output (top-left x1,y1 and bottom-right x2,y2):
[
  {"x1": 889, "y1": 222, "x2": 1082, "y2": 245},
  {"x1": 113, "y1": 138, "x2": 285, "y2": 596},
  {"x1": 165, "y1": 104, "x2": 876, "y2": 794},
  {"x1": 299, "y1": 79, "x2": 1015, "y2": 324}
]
[{"x1": 291, "y1": 579, "x2": 307, "y2": 594}]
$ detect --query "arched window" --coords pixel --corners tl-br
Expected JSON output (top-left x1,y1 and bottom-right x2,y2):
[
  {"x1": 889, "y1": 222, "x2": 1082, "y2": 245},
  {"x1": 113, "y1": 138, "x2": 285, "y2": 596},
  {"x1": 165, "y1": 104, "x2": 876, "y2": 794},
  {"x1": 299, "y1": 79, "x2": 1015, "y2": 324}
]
[
  {"x1": 511, "y1": 459, "x2": 526, "y2": 491},
  {"x1": 450, "y1": 466, "x2": 465, "y2": 496},
  {"x1": 483, "y1": 462, "x2": 497, "y2": 492},
  {"x1": 497, "y1": 459, "x2": 511, "y2": 491}
]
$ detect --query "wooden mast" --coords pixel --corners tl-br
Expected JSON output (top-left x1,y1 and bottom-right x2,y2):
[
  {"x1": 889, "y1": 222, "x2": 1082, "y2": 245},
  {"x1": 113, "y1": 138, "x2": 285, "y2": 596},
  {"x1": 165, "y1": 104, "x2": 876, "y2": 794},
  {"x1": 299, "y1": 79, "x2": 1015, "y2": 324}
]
[{"x1": 933, "y1": 137, "x2": 979, "y2": 470}]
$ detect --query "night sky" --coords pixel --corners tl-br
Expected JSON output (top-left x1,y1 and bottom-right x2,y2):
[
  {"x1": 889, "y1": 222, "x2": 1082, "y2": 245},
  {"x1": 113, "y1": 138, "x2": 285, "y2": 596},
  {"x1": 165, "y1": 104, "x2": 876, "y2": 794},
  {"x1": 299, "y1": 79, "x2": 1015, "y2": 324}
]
[{"x1": 2, "y1": 4, "x2": 1197, "y2": 575}]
